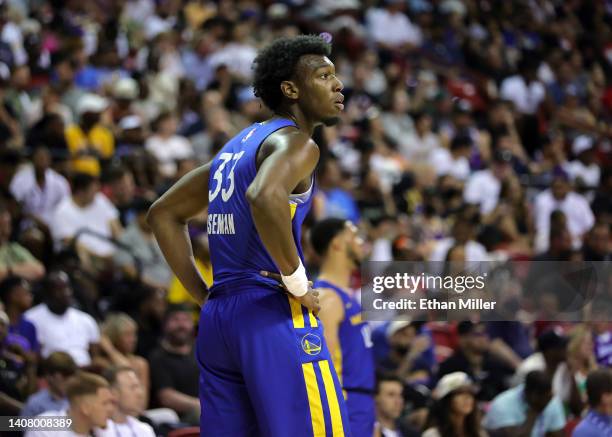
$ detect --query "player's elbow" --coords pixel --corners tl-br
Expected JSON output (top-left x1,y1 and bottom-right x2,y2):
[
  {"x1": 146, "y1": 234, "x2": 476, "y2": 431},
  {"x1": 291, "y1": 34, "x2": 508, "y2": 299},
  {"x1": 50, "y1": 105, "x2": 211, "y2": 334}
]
[
  {"x1": 246, "y1": 185, "x2": 279, "y2": 210},
  {"x1": 146, "y1": 200, "x2": 165, "y2": 228}
]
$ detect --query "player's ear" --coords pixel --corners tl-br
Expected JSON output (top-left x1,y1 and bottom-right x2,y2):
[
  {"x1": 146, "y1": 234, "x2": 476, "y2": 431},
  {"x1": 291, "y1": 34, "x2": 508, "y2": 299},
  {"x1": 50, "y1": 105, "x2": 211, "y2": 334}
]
[{"x1": 280, "y1": 80, "x2": 299, "y2": 101}]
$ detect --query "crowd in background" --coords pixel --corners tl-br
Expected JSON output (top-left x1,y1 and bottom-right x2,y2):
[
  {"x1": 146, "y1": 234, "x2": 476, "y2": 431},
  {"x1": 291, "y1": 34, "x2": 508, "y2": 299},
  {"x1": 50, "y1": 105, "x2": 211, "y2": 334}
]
[{"x1": 0, "y1": 0, "x2": 611, "y2": 436}]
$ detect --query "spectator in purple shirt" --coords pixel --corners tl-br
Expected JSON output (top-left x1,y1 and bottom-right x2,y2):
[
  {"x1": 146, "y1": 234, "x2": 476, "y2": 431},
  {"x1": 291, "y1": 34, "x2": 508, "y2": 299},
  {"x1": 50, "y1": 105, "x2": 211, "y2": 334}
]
[
  {"x1": 0, "y1": 276, "x2": 38, "y2": 354},
  {"x1": 573, "y1": 368, "x2": 612, "y2": 437}
]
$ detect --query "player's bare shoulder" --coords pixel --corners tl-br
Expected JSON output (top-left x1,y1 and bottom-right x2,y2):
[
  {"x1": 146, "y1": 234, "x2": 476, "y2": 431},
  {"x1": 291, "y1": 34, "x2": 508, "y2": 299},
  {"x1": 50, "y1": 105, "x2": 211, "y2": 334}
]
[{"x1": 256, "y1": 124, "x2": 319, "y2": 168}]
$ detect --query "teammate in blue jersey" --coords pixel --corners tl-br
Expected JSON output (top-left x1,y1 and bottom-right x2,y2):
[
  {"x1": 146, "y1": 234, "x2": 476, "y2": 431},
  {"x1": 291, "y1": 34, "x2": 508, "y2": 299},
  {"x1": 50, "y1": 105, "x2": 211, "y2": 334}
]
[
  {"x1": 309, "y1": 218, "x2": 377, "y2": 437},
  {"x1": 147, "y1": 35, "x2": 351, "y2": 436}
]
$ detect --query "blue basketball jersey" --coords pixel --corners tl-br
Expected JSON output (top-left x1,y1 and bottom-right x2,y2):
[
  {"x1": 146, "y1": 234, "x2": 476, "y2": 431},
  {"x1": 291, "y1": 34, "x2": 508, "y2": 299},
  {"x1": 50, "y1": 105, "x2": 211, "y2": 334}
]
[
  {"x1": 313, "y1": 280, "x2": 376, "y2": 392},
  {"x1": 207, "y1": 118, "x2": 313, "y2": 291}
]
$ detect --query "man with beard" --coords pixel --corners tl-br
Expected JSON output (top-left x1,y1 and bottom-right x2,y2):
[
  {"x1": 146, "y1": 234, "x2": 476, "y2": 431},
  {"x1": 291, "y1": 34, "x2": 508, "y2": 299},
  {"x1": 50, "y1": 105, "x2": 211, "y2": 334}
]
[
  {"x1": 24, "y1": 271, "x2": 101, "y2": 367},
  {"x1": 307, "y1": 218, "x2": 376, "y2": 437},
  {"x1": 148, "y1": 304, "x2": 199, "y2": 425}
]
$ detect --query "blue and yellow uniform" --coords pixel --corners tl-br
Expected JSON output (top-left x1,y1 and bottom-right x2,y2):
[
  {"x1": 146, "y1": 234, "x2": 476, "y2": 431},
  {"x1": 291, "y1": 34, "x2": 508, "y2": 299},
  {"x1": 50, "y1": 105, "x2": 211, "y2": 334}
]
[
  {"x1": 313, "y1": 280, "x2": 376, "y2": 437},
  {"x1": 197, "y1": 118, "x2": 351, "y2": 436}
]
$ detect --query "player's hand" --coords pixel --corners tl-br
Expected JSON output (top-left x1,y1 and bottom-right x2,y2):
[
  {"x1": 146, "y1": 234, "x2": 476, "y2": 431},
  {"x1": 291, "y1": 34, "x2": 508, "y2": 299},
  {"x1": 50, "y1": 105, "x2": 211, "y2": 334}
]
[
  {"x1": 259, "y1": 270, "x2": 313, "y2": 291},
  {"x1": 298, "y1": 288, "x2": 321, "y2": 316},
  {"x1": 260, "y1": 270, "x2": 319, "y2": 315}
]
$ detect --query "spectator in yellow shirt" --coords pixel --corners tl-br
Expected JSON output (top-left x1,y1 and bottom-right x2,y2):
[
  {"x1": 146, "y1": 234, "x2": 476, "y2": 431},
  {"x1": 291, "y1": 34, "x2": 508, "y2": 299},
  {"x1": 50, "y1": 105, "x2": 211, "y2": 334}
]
[{"x1": 65, "y1": 94, "x2": 114, "y2": 177}]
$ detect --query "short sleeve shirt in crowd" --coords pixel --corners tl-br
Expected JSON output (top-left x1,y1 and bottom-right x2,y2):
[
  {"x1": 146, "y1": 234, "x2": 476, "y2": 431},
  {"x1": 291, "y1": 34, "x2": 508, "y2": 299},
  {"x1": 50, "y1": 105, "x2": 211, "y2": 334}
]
[
  {"x1": 483, "y1": 385, "x2": 566, "y2": 437},
  {"x1": 0, "y1": 242, "x2": 37, "y2": 269},
  {"x1": 24, "y1": 304, "x2": 100, "y2": 367},
  {"x1": 50, "y1": 193, "x2": 119, "y2": 257},
  {"x1": 572, "y1": 410, "x2": 612, "y2": 437},
  {"x1": 21, "y1": 388, "x2": 69, "y2": 417},
  {"x1": 10, "y1": 165, "x2": 71, "y2": 225},
  {"x1": 149, "y1": 346, "x2": 199, "y2": 407}
]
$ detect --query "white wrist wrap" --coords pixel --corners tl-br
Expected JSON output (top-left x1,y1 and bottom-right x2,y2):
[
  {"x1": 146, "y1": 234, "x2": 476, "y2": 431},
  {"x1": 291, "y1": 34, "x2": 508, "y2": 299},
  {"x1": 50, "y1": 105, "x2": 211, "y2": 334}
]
[{"x1": 281, "y1": 260, "x2": 309, "y2": 297}]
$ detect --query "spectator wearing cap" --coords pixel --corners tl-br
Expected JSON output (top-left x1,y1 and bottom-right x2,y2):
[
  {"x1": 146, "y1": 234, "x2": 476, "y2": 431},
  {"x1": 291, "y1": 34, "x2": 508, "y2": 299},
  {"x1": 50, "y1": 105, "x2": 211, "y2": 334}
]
[
  {"x1": 484, "y1": 370, "x2": 565, "y2": 437},
  {"x1": 512, "y1": 329, "x2": 583, "y2": 416},
  {"x1": 423, "y1": 372, "x2": 487, "y2": 437},
  {"x1": 438, "y1": 321, "x2": 514, "y2": 402},
  {"x1": 49, "y1": 173, "x2": 122, "y2": 262},
  {"x1": 110, "y1": 77, "x2": 140, "y2": 125},
  {"x1": 564, "y1": 135, "x2": 601, "y2": 195},
  {"x1": 0, "y1": 276, "x2": 38, "y2": 353},
  {"x1": 64, "y1": 93, "x2": 114, "y2": 177},
  {"x1": 572, "y1": 368, "x2": 612, "y2": 437},
  {"x1": 377, "y1": 321, "x2": 435, "y2": 386},
  {"x1": 148, "y1": 304, "x2": 199, "y2": 424},
  {"x1": 24, "y1": 270, "x2": 101, "y2": 367},
  {"x1": 114, "y1": 198, "x2": 171, "y2": 289},
  {"x1": 9, "y1": 145, "x2": 71, "y2": 227},
  {"x1": 374, "y1": 374, "x2": 420, "y2": 437},
  {"x1": 533, "y1": 171, "x2": 595, "y2": 253},
  {"x1": 21, "y1": 351, "x2": 77, "y2": 417},
  {"x1": 0, "y1": 202, "x2": 45, "y2": 281},
  {"x1": 145, "y1": 111, "x2": 194, "y2": 179},
  {"x1": 463, "y1": 149, "x2": 514, "y2": 215}
]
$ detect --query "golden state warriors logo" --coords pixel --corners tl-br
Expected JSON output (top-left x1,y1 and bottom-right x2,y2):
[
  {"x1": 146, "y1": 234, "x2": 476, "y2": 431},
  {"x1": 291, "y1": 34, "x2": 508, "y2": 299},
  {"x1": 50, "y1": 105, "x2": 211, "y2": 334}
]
[{"x1": 301, "y1": 333, "x2": 322, "y2": 356}]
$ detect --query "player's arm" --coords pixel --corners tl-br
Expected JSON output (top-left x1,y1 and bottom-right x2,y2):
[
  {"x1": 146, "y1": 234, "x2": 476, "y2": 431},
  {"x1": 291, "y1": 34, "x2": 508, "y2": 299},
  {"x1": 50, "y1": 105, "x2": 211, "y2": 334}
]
[
  {"x1": 246, "y1": 130, "x2": 318, "y2": 274},
  {"x1": 317, "y1": 289, "x2": 345, "y2": 371},
  {"x1": 147, "y1": 163, "x2": 212, "y2": 306},
  {"x1": 246, "y1": 131, "x2": 320, "y2": 312}
]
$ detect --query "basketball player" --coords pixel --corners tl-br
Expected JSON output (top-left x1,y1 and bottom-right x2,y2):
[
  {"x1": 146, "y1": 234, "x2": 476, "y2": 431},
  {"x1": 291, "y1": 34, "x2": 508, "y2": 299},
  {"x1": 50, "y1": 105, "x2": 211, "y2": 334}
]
[
  {"x1": 148, "y1": 35, "x2": 350, "y2": 436},
  {"x1": 310, "y1": 218, "x2": 376, "y2": 437}
]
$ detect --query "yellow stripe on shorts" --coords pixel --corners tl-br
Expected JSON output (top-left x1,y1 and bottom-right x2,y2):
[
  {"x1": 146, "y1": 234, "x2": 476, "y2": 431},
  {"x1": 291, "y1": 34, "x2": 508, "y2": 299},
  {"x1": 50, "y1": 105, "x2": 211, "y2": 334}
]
[
  {"x1": 308, "y1": 311, "x2": 318, "y2": 327},
  {"x1": 319, "y1": 360, "x2": 345, "y2": 437},
  {"x1": 302, "y1": 362, "x2": 326, "y2": 437},
  {"x1": 288, "y1": 296, "x2": 305, "y2": 329}
]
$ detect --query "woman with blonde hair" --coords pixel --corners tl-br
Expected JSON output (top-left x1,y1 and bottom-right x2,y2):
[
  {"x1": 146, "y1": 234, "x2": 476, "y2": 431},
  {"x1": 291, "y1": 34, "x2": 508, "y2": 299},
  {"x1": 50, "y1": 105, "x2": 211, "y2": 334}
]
[
  {"x1": 568, "y1": 324, "x2": 598, "y2": 401},
  {"x1": 101, "y1": 312, "x2": 150, "y2": 406}
]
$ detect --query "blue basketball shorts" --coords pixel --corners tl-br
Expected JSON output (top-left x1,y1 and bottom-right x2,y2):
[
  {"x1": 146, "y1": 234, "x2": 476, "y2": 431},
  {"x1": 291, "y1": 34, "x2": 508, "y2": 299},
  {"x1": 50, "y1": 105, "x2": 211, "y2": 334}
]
[{"x1": 195, "y1": 286, "x2": 352, "y2": 437}]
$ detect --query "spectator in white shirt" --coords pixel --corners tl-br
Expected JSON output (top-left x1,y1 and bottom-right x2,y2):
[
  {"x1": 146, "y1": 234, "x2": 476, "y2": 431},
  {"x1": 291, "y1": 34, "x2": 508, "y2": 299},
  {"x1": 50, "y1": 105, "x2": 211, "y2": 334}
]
[
  {"x1": 429, "y1": 135, "x2": 472, "y2": 181},
  {"x1": 145, "y1": 111, "x2": 194, "y2": 179},
  {"x1": 534, "y1": 172, "x2": 595, "y2": 253},
  {"x1": 24, "y1": 271, "x2": 101, "y2": 367},
  {"x1": 429, "y1": 216, "x2": 489, "y2": 262},
  {"x1": 50, "y1": 173, "x2": 123, "y2": 261},
  {"x1": 366, "y1": 0, "x2": 422, "y2": 50},
  {"x1": 403, "y1": 112, "x2": 441, "y2": 165},
  {"x1": 564, "y1": 135, "x2": 601, "y2": 193},
  {"x1": 464, "y1": 150, "x2": 514, "y2": 215},
  {"x1": 10, "y1": 146, "x2": 71, "y2": 226},
  {"x1": 500, "y1": 59, "x2": 546, "y2": 115},
  {"x1": 25, "y1": 372, "x2": 114, "y2": 437},
  {"x1": 97, "y1": 366, "x2": 155, "y2": 437}
]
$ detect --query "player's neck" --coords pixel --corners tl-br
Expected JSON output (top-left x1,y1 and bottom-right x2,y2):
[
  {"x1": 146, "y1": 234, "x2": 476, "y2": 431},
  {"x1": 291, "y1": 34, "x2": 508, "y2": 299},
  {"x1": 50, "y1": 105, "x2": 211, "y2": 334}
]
[
  {"x1": 318, "y1": 259, "x2": 352, "y2": 290},
  {"x1": 274, "y1": 106, "x2": 316, "y2": 136}
]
